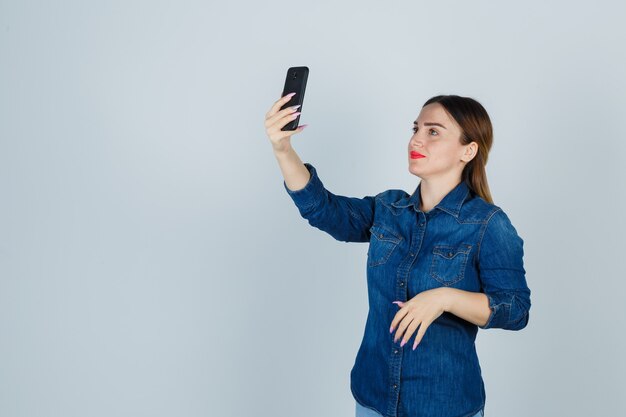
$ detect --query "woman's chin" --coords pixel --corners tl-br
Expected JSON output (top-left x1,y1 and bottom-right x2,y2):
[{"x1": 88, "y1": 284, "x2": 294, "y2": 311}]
[{"x1": 408, "y1": 163, "x2": 424, "y2": 177}]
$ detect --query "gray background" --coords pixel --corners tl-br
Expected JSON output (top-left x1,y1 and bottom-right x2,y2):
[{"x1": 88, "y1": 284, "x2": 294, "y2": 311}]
[{"x1": 1, "y1": 1, "x2": 625, "y2": 416}]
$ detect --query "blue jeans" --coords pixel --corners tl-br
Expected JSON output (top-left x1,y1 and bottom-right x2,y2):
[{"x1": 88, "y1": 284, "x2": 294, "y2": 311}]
[{"x1": 355, "y1": 401, "x2": 484, "y2": 417}]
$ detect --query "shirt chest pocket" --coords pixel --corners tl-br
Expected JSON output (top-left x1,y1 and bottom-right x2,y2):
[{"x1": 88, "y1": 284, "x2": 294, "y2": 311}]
[
  {"x1": 367, "y1": 224, "x2": 403, "y2": 267},
  {"x1": 429, "y1": 243, "x2": 473, "y2": 285}
]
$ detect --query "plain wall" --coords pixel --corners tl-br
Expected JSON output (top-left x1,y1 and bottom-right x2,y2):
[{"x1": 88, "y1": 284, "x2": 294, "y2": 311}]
[{"x1": 1, "y1": 1, "x2": 625, "y2": 416}]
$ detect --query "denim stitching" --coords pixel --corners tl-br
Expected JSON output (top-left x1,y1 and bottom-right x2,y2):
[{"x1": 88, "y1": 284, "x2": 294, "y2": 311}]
[
  {"x1": 475, "y1": 208, "x2": 502, "y2": 261},
  {"x1": 429, "y1": 243, "x2": 473, "y2": 285}
]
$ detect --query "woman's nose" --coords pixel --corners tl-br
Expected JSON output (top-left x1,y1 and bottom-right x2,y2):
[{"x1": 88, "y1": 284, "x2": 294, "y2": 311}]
[{"x1": 411, "y1": 136, "x2": 423, "y2": 147}]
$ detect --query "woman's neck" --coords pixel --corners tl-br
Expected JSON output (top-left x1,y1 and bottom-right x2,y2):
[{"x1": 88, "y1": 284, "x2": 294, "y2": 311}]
[{"x1": 418, "y1": 175, "x2": 463, "y2": 213}]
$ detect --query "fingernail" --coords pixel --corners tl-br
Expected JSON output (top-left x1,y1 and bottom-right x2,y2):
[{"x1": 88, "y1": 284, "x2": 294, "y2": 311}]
[
  {"x1": 299, "y1": 124, "x2": 308, "y2": 129},
  {"x1": 290, "y1": 105, "x2": 301, "y2": 110},
  {"x1": 389, "y1": 326, "x2": 394, "y2": 333},
  {"x1": 400, "y1": 340, "x2": 406, "y2": 347},
  {"x1": 413, "y1": 341, "x2": 418, "y2": 350},
  {"x1": 289, "y1": 92, "x2": 296, "y2": 97}
]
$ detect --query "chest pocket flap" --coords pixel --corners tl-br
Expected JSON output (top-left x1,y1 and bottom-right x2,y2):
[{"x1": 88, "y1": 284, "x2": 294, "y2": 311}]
[
  {"x1": 430, "y1": 243, "x2": 473, "y2": 285},
  {"x1": 367, "y1": 224, "x2": 402, "y2": 267}
]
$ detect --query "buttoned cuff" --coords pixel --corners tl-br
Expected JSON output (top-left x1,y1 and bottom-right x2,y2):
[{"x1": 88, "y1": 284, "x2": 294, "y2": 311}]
[
  {"x1": 479, "y1": 292, "x2": 510, "y2": 329},
  {"x1": 479, "y1": 290, "x2": 530, "y2": 331}
]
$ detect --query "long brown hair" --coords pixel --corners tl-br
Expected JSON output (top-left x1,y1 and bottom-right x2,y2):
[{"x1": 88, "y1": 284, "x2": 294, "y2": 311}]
[{"x1": 422, "y1": 94, "x2": 494, "y2": 204}]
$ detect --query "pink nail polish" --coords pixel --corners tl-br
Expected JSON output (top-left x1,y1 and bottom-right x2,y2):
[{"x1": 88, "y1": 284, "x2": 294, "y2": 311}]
[
  {"x1": 389, "y1": 326, "x2": 394, "y2": 333},
  {"x1": 400, "y1": 340, "x2": 406, "y2": 347}
]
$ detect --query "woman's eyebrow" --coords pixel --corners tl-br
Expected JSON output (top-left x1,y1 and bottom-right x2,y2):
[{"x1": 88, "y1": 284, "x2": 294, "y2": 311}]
[
  {"x1": 413, "y1": 122, "x2": 448, "y2": 130},
  {"x1": 413, "y1": 121, "x2": 447, "y2": 129}
]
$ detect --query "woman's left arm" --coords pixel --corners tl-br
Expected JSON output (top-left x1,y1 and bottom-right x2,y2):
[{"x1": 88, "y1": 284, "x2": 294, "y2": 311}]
[{"x1": 469, "y1": 209, "x2": 532, "y2": 331}]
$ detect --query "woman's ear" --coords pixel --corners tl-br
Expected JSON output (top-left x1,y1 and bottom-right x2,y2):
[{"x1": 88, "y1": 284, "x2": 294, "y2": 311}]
[{"x1": 461, "y1": 142, "x2": 478, "y2": 163}]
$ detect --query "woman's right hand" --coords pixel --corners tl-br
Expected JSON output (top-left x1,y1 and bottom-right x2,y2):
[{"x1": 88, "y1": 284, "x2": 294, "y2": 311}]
[{"x1": 264, "y1": 92, "x2": 307, "y2": 153}]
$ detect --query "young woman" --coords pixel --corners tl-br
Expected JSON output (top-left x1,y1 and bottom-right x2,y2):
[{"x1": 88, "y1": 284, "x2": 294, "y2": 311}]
[{"x1": 264, "y1": 93, "x2": 531, "y2": 417}]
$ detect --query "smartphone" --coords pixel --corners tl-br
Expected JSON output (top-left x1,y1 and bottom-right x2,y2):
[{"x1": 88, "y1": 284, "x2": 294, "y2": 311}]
[{"x1": 279, "y1": 66, "x2": 309, "y2": 131}]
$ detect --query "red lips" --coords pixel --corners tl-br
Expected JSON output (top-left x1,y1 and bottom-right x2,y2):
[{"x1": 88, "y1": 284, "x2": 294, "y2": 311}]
[{"x1": 410, "y1": 151, "x2": 426, "y2": 159}]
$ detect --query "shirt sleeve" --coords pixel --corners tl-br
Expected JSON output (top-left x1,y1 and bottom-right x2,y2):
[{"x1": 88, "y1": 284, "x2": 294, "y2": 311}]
[
  {"x1": 477, "y1": 209, "x2": 531, "y2": 331},
  {"x1": 283, "y1": 162, "x2": 376, "y2": 243}
]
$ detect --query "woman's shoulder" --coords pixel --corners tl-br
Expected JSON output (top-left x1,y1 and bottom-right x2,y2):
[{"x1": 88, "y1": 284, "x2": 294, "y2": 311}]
[
  {"x1": 372, "y1": 188, "x2": 415, "y2": 210},
  {"x1": 463, "y1": 194, "x2": 523, "y2": 234},
  {"x1": 461, "y1": 193, "x2": 505, "y2": 223},
  {"x1": 374, "y1": 188, "x2": 409, "y2": 200}
]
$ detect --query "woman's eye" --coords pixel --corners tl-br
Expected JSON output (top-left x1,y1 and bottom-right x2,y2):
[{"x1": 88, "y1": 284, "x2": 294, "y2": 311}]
[{"x1": 411, "y1": 127, "x2": 438, "y2": 136}]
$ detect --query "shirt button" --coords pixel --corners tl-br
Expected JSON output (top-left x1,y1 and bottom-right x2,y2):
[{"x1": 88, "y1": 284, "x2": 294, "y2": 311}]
[
  {"x1": 399, "y1": 281, "x2": 404, "y2": 286},
  {"x1": 393, "y1": 348, "x2": 399, "y2": 354},
  {"x1": 409, "y1": 252, "x2": 414, "y2": 257},
  {"x1": 419, "y1": 223, "x2": 425, "y2": 227},
  {"x1": 393, "y1": 384, "x2": 398, "y2": 390}
]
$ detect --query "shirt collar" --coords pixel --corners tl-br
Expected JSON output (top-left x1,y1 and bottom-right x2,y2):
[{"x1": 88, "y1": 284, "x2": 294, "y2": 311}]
[{"x1": 391, "y1": 180, "x2": 471, "y2": 218}]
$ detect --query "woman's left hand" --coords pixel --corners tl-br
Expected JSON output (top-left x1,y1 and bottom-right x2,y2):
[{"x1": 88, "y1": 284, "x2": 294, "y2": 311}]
[{"x1": 389, "y1": 288, "x2": 449, "y2": 351}]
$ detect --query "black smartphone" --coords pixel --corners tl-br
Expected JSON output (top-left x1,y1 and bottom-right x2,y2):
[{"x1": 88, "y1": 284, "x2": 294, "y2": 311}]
[{"x1": 280, "y1": 66, "x2": 309, "y2": 131}]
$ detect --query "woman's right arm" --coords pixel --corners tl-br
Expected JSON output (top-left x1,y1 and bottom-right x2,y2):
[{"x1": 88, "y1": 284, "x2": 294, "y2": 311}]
[{"x1": 266, "y1": 94, "x2": 375, "y2": 243}]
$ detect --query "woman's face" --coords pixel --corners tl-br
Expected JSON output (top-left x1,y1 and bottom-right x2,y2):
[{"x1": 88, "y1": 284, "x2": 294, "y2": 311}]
[{"x1": 407, "y1": 102, "x2": 476, "y2": 180}]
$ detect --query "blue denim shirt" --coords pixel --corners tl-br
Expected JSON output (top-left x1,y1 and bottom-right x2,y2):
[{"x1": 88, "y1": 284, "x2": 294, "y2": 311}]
[{"x1": 283, "y1": 163, "x2": 531, "y2": 417}]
